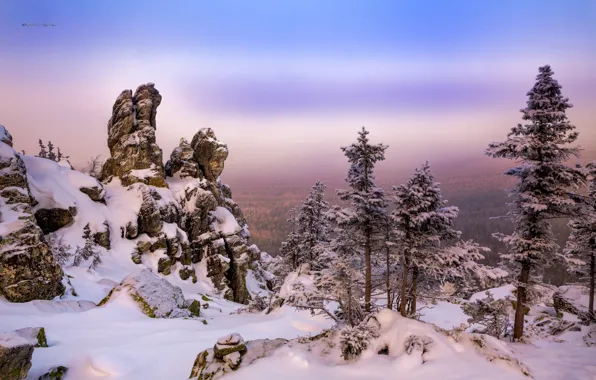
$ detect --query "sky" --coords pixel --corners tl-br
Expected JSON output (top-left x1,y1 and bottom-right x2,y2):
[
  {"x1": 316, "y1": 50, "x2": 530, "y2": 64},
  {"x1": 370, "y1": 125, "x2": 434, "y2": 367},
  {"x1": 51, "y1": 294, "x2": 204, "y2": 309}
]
[{"x1": 1, "y1": 0, "x2": 595, "y2": 182}]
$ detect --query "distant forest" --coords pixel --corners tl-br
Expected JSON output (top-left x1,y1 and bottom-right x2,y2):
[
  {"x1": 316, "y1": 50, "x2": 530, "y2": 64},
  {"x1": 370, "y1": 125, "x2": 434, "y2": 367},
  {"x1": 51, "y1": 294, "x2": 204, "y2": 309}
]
[{"x1": 228, "y1": 150, "x2": 595, "y2": 286}]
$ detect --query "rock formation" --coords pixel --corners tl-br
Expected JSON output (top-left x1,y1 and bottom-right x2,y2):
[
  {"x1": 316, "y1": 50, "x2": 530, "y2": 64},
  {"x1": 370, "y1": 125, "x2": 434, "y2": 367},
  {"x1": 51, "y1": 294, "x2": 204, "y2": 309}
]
[
  {"x1": 94, "y1": 84, "x2": 271, "y2": 304},
  {"x1": 0, "y1": 132, "x2": 64, "y2": 302},
  {"x1": 165, "y1": 128, "x2": 270, "y2": 304},
  {"x1": 0, "y1": 125, "x2": 12, "y2": 147},
  {"x1": 100, "y1": 83, "x2": 167, "y2": 187},
  {"x1": 189, "y1": 333, "x2": 288, "y2": 379},
  {"x1": 98, "y1": 269, "x2": 201, "y2": 318},
  {"x1": 0, "y1": 331, "x2": 34, "y2": 380}
]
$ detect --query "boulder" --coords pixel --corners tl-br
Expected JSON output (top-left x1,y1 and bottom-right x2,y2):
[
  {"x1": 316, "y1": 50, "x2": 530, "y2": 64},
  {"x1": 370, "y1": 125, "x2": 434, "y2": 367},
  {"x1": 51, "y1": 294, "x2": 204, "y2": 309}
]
[
  {"x1": 79, "y1": 185, "x2": 105, "y2": 202},
  {"x1": 0, "y1": 138, "x2": 64, "y2": 302},
  {"x1": 14, "y1": 327, "x2": 47, "y2": 347},
  {"x1": 98, "y1": 269, "x2": 190, "y2": 318},
  {"x1": 93, "y1": 221, "x2": 111, "y2": 250},
  {"x1": 188, "y1": 335, "x2": 288, "y2": 379},
  {"x1": 0, "y1": 332, "x2": 34, "y2": 380},
  {"x1": 100, "y1": 83, "x2": 167, "y2": 187},
  {"x1": 39, "y1": 366, "x2": 68, "y2": 380},
  {"x1": 187, "y1": 299, "x2": 201, "y2": 317},
  {"x1": 33, "y1": 207, "x2": 77, "y2": 234}
]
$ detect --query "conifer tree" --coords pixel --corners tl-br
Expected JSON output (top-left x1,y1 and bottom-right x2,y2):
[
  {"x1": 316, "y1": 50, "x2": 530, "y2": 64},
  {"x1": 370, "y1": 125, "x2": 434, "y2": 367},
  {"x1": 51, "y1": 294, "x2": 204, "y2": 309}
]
[
  {"x1": 289, "y1": 211, "x2": 365, "y2": 327},
  {"x1": 38, "y1": 139, "x2": 47, "y2": 158},
  {"x1": 279, "y1": 206, "x2": 301, "y2": 271},
  {"x1": 486, "y1": 65, "x2": 586, "y2": 339},
  {"x1": 56, "y1": 147, "x2": 63, "y2": 161},
  {"x1": 338, "y1": 127, "x2": 388, "y2": 313},
  {"x1": 295, "y1": 181, "x2": 330, "y2": 265},
  {"x1": 563, "y1": 161, "x2": 596, "y2": 319},
  {"x1": 47, "y1": 141, "x2": 57, "y2": 161},
  {"x1": 392, "y1": 162, "x2": 459, "y2": 316},
  {"x1": 73, "y1": 223, "x2": 102, "y2": 271}
]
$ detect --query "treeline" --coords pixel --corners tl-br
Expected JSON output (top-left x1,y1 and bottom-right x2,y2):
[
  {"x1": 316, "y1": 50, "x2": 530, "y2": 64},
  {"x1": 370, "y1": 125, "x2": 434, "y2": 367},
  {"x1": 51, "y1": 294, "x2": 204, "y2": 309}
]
[{"x1": 265, "y1": 65, "x2": 595, "y2": 343}]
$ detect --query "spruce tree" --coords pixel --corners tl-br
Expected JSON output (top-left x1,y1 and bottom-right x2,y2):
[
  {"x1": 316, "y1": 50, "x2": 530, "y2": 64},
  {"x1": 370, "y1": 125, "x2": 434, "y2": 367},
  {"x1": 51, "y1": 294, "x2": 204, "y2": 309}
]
[
  {"x1": 289, "y1": 213, "x2": 365, "y2": 327},
  {"x1": 73, "y1": 223, "x2": 102, "y2": 271},
  {"x1": 486, "y1": 65, "x2": 586, "y2": 339},
  {"x1": 295, "y1": 181, "x2": 330, "y2": 266},
  {"x1": 563, "y1": 161, "x2": 596, "y2": 319},
  {"x1": 279, "y1": 206, "x2": 302, "y2": 271},
  {"x1": 338, "y1": 127, "x2": 388, "y2": 313},
  {"x1": 47, "y1": 141, "x2": 56, "y2": 161},
  {"x1": 38, "y1": 139, "x2": 47, "y2": 158},
  {"x1": 392, "y1": 162, "x2": 459, "y2": 316}
]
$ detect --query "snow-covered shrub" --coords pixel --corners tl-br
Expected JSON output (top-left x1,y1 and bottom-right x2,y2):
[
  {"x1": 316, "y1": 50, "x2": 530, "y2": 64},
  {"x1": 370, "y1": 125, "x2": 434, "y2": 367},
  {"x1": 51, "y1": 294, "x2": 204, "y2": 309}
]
[
  {"x1": 339, "y1": 316, "x2": 380, "y2": 360},
  {"x1": 73, "y1": 224, "x2": 102, "y2": 271},
  {"x1": 462, "y1": 291, "x2": 511, "y2": 338},
  {"x1": 404, "y1": 335, "x2": 433, "y2": 356},
  {"x1": 46, "y1": 233, "x2": 72, "y2": 266}
]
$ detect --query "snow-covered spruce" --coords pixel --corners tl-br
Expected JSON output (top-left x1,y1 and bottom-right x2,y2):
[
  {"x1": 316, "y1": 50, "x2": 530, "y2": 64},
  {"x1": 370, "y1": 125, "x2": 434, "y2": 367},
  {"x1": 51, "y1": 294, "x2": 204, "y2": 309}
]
[
  {"x1": 462, "y1": 291, "x2": 511, "y2": 338},
  {"x1": 562, "y1": 161, "x2": 596, "y2": 320},
  {"x1": 391, "y1": 161, "x2": 460, "y2": 316},
  {"x1": 486, "y1": 65, "x2": 586, "y2": 339},
  {"x1": 336, "y1": 127, "x2": 388, "y2": 313}
]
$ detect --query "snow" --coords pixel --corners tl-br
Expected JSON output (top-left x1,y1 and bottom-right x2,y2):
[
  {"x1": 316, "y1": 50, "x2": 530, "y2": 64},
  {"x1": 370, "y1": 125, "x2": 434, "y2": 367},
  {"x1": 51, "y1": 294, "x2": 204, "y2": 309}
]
[
  {"x1": 469, "y1": 284, "x2": 515, "y2": 302},
  {"x1": 0, "y1": 331, "x2": 31, "y2": 348},
  {"x1": 211, "y1": 206, "x2": 241, "y2": 235}
]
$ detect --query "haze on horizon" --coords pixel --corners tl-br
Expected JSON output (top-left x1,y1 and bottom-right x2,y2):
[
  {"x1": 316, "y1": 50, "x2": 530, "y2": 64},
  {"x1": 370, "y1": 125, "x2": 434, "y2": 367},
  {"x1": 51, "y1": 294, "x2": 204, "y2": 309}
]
[{"x1": 1, "y1": 0, "x2": 595, "y2": 185}]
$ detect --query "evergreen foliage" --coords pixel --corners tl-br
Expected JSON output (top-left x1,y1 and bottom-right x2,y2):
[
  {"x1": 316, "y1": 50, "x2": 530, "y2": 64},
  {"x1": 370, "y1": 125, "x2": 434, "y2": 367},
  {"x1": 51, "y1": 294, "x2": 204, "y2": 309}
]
[{"x1": 486, "y1": 65, "x2": 586, "y2": 339}]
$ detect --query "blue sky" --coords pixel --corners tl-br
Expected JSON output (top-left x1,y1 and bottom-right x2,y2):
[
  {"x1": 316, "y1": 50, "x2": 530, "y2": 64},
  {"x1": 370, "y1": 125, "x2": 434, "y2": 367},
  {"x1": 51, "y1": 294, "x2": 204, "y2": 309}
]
[{"x1": 1, "y1": 0, "x2": 595, "y2": 176}]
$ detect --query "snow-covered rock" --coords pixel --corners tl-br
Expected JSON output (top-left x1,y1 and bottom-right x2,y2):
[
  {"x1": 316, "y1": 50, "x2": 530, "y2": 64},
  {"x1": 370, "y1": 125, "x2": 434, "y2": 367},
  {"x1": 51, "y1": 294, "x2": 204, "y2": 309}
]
[
  {"x1": 0, "y1": 331, "x2": 34, "y2": 379},
  {"x1": 554, "y1": 285, "x2": 593, "y2": 322},
  {"x1": 189, "y1": 333, "x2": 288, "y2": 380},
  {"x1": 98, "y1": 269, "x2": 192, "y2": 318},
  {"x1": 100, "y1": 83, "x2": 167, "y2": 188},
  {"x1": 0, "y1": 137, "x2": 64, "y2": 302}
]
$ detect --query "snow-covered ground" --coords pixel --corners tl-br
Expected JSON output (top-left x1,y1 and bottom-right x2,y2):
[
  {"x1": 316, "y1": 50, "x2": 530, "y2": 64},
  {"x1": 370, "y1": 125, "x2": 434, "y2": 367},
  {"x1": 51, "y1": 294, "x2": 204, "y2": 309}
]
[
  {"x1": 2, "y1": 273, "x2": 596, "y2": 379},
  {"x1": 2, "y1": 155, "x2": 596, "y2": 379}
]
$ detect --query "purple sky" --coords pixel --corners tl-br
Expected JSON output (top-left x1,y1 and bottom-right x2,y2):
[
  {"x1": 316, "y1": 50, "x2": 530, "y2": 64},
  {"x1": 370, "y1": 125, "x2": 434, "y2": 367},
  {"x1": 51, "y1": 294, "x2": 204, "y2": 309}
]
[{"x1": 1, "y1": 0, "x2": 595, "y2": 182}]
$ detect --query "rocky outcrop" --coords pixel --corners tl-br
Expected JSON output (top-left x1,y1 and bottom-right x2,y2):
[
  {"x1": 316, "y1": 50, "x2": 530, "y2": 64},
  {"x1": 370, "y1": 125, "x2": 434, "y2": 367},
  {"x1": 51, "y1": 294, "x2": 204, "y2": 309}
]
[
  {"x1": 165, "y1": 138, "x2": 200, "y2": 179},
  {"x1": 0, "y1": 332, "x2": 34, "y2": 380},
  {"x1": 100, "y1": 83, "x2": 167, "y2": 187},
  {"x1": 189, "y1": 334, "x2": 288, "y2": 379},
  {"x1": 79, "y1": 185, "x2": 105, "y2": 203},
  {"x1": 34, "y1": 206, "x2": 77, "y2": 234},
  {"x1": 0, "y1": 136, "x2": 64, "y2": 302},
  {"x1": 165, "y1": 128, "x2": 271, "y2": 304},
  {"x1": 0, "y1": 125, "x2": 12, "y2": 147},
  {"x1": 98, "y1": 269, "x2": 199, "y2": 318},
  {"x1": 189, "y1": 128, "x2": 228, "y2": 182}
]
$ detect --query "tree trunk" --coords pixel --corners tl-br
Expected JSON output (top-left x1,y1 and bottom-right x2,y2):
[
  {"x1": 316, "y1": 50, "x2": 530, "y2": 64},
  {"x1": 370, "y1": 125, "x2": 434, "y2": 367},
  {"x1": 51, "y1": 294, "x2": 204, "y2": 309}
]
[
  {"x1": 410, "y1": 266, "x2": 419, "y2": 316},
  {"x1": 386, "y1": 244, "x2": 392, "y2": 310},
  {"x1": 513, "y1": 262, "x2": 531, "y2": 340},
  {"x1": 364, "y1": 227, "x2": 372, "y2": 313},
  {"x1": 400, "y1": 255, "x2": 409, "y2": 317},
  {"x1": 590, "y1": 253, "x2": 595, "y2": 319}
]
